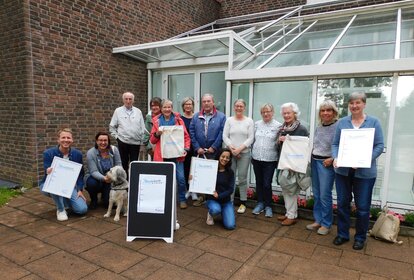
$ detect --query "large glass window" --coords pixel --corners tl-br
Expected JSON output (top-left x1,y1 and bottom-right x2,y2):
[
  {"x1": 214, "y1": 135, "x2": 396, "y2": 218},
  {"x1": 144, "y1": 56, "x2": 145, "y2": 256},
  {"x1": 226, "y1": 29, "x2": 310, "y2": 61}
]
[
  {"x1": 250, "y1": 80, "x2": 313, "y2": 186},
  {"x1": 200, "y1": 72, "x2": 226, "y2": 113},
  {"x1": 168, "y1": 74, "x2": 195, "y2": 114},
  {"x1": 152, "y1": 71, "x2": 163, "y2": 98},
  {"x1": 231, "y1": 83, "x2": 250, "y2": 116},
  {"x1": 317, "y1": 76, "x2": 392, "y2": 200},
  {"x1": 387, "y1": 76, "x2": 414, "y2": 206}
]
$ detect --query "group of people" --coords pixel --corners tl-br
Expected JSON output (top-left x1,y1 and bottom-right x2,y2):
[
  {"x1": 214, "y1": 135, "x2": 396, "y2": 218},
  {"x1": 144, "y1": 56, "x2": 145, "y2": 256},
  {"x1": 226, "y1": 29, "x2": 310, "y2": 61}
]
[{"x1": 39, "y1": 90, "x2": 383, "y2": 250}]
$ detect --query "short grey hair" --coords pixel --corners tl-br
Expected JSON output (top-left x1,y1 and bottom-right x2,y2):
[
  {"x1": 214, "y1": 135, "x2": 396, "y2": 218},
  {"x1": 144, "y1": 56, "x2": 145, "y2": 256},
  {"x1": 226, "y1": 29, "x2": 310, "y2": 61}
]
[
  {"x1": 122, "y1": 92, "x2": 134, "y2": 100},
  {"x1": 202, "y1": 93, "x2": 214, "y2": 102},
  {"x1": 161, "y1": 98, "x2": 173, "y2": 108},
  {"x1": 280, "y1": 102, "x2": 300, "y2": 117},
  {"x1": 260, "y1": 103, "x2": 274, "y2": 113},
  {"x1": 233, "y1": 99, "x2": 246, "y2": 107},
  {"x1": 348, "y1": 92, "x2": 367, "y2": 104},
  {"x1": 181, "y1": 97, "x2": 194, "y2": 111},
  {"x1": 318, "y1": 100, "x2": 339, "y2": 123}
]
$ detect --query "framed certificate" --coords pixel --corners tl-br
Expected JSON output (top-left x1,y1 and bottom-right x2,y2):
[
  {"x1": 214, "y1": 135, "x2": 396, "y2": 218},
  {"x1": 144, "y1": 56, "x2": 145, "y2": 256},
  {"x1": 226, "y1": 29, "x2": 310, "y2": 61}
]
[
  {"x1": 337, "y1": 128, "x2": 375, "y2": 168},
  {"x1": 42, "y1": 156, "x2": 82, "y2": 198},
  {"x1": 188, "y1": 157, "x2": 218, "y2": 195}
]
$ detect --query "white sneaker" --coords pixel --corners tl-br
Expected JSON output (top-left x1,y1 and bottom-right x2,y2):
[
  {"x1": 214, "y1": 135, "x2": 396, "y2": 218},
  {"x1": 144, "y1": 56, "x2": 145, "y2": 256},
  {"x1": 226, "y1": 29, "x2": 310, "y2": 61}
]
[
  {"x1": 56, "y1": 210, "x2": 68, "y2": 221},
  {"x1": 191, "y1": 192, "x2": 198, "y2": 201},
  {"x1": 175, "y1": 221, "x2": 180, "y2": 230},
  {"x1": 237, "y1": 204, "x2": 246, "y2": 214},
  {"x1": 185, "y1": 191, "x2": 191, "y2": 199},
  {"x1": 206, "y1": 212, "x2": 214, "y2": 225}
]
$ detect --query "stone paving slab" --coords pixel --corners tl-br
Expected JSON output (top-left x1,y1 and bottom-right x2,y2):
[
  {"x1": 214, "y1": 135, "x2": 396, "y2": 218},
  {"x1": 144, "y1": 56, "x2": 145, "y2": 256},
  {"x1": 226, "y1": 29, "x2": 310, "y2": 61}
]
[{"x1": 0, "y1": 187, "x2": 413, "y2": 279}]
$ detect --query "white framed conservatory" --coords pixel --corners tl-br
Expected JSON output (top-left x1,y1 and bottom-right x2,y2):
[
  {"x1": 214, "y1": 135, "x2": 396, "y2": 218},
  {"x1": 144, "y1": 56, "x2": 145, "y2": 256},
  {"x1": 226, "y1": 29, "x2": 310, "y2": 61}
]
[{"x1": 113, "y1": 0, "x2": 414, "y2": 211}]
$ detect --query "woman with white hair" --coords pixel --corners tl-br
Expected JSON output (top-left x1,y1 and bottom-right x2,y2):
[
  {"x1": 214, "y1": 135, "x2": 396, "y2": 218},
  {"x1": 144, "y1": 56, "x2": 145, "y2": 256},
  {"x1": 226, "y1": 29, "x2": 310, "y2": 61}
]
[
  {"x1": 306, "y1": 100, "x2": 338, "y2": 235},
  {"x1": 276, "y1": 102, "x2": 309, "y2": 226}
]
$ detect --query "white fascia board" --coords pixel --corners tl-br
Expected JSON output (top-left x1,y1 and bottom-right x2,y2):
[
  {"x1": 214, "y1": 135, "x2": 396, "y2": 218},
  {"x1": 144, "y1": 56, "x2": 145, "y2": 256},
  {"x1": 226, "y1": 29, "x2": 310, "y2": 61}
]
[
  {"x1": 225, "y1": 58, "x2": 414, "y2": 80},
  {"x1": 113, "y1": 31, "x2": 236, "y2": 53},
  {"x1": 146, "y1": 55, "x2": 228, "y2": 70}
]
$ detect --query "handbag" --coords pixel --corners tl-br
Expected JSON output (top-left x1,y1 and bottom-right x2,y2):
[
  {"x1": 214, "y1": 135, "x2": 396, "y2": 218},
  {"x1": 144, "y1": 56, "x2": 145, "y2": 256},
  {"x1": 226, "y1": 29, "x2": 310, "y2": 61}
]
[
  {"x1": 160, "y1": 125, "x2": 185, "y2": 159},
  {"x1": 368, "y1": 206, "x2": 403, "y2": 244}
]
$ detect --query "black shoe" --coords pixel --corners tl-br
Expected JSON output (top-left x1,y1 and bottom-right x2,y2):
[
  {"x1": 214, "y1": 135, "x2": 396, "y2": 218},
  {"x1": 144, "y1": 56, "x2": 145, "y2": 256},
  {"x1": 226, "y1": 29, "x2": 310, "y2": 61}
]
[
  {"x1": 352, "y1": 240, "x2": 365, "y2": 250},
  {"x1": 333, "y1": 236, "x2": 349, "y2": 246},
  {"x1": 89, "y1": 200, "x2": 97, "y2": 210}
]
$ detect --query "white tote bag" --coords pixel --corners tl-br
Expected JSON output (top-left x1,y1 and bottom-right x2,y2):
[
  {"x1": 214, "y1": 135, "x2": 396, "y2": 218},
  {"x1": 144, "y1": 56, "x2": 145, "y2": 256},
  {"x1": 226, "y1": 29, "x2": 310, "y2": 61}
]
[
  {"x1": 278, "y1": 135, "x2": 310, "y2": 174},
  {"x1": 160, "y1": 125, "x2": 185, "y2": 159}
]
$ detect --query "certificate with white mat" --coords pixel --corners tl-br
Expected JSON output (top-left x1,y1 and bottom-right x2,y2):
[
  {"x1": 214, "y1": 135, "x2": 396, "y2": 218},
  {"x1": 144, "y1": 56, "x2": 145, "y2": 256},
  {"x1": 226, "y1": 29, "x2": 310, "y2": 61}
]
[
  {"x1": 42, "y1": 156, "x2": 82, "y2": 198},
  {"x1": 337, "y1": 128, "x2": 375, "y2": 168},
  {"x1": 188, "y1": 157, "x2": 218, "y2": 195}
]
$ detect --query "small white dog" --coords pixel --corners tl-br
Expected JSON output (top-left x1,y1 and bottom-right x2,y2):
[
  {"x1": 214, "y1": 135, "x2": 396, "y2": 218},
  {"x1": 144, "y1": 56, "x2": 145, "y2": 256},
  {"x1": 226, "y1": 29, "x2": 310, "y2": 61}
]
[{"x1": 103, "y1": 166, "x2": 128, "y2": 221}]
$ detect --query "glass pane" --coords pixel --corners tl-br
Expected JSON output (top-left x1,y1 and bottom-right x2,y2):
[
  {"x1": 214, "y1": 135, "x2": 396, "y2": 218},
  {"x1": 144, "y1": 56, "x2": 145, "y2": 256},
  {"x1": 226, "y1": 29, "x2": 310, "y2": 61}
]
[
  {"x1": 231, "y1": 83, "x2": 250, "y2": 116},
  {"x1": 326, "y1": 43, "x2": 394, "y2": 63},
  {"x1": 317, "y1": 76, "x2": 392, "y2": 200},
  {"x1": 241, "y1": 54, "x2": 271, "y2": 69},
  {"x1": 401, "y1": 41, "x2": 414, "y2": 58},
  {"x1": 285, "y1": 18, "x2": 350, "y2": 52},
  {"x1": 388, "y1": 76, "x2": 414, "y2": 205},
  {"x1": 251, "y1": 80, "x2": 313, "y2": 186},
  {"x1": 143, "y1": 46, "x2": 193, "y2": 61},
  {"x1": 264, "y1": 50, "x2": 326, "y2": 67},
  {"x1": 152, "y1": 71, "x2": 162, "y2": 98},
  {"x1": 338, "y1": 13, "x2": 397, "y2": 46},
  {"x1": 168, "y1": 74, "x2": 195, "y2": 115},
  {"x1": 200, "y1": 72, "x2": 226, "y2": 113},
  {"x1": 179, "y1": 38, "x2": 229, "y2": 57},
  {"x1": 401, "y1": 18, "x2": 414, "y2": 41}
]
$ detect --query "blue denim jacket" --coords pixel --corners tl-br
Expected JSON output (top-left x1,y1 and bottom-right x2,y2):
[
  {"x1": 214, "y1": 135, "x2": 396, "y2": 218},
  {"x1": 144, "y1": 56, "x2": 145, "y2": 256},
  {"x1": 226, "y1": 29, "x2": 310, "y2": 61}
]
[
  {"x1": 40, "y1": 146, "x2": 85, "y2": 191},
  {"x1": 332, "y1": 115, "x2": 384, "y2": 179}
]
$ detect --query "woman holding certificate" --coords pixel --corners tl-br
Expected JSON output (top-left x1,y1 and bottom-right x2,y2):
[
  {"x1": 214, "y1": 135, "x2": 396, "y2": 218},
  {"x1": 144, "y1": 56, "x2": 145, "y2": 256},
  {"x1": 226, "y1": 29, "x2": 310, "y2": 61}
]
[
  {"x1": 332, "y1": 92, "x2": 384, "y2": 250},
  {"x1": 223, "y1": 99, "x2": 254, "y2": 214},
  {"x1": 276, "y1": 103, "x2": 309, "y2": 226},
  {"x1": 40, "y1": 128, "x2": 88, "y2": 221},
  {"x1": 205, "y1": 148, "x2": 236, "y2": 230},
  {"x1": 150, "y1": 99, "x2": 191, "y2": 209}
]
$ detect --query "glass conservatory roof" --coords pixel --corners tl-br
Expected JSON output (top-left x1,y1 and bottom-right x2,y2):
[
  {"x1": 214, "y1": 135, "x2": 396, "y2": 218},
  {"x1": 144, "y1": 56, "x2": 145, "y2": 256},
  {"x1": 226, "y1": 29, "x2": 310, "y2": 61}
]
[{"x1": 113, "y1": 0, "x2": 414, "y2": 76}]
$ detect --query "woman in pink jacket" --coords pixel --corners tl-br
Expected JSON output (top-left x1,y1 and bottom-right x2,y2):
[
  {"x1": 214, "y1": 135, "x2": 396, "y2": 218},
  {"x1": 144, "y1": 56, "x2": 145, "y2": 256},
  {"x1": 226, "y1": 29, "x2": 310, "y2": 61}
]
[{"x1": 150, "y1": 99, "x2": 191, "y2": 209}]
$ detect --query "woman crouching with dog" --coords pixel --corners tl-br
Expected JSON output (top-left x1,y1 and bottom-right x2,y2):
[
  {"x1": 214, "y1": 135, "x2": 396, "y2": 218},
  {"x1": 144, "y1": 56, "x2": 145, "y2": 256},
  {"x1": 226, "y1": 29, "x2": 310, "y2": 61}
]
[
  {"x1": 150, "y1": 99, "x2": 191, "y2": 209},
  {"x1": 85, "y1": 131, "x2": 122, "y2": 209}
]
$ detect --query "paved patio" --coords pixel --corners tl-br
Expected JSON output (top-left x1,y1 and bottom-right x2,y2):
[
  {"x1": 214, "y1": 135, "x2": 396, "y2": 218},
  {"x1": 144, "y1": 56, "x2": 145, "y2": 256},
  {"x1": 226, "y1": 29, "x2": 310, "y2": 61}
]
[{"x1": 0, "y1": 188, "x2": 413, "y2": 280}]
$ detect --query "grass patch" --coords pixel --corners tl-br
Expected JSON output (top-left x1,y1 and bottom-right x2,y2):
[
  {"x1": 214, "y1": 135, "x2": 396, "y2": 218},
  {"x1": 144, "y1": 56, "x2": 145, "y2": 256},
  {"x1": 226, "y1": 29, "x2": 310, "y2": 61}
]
[{"x1": 0, "y1": 188, "x2": 21, "y2": 207}]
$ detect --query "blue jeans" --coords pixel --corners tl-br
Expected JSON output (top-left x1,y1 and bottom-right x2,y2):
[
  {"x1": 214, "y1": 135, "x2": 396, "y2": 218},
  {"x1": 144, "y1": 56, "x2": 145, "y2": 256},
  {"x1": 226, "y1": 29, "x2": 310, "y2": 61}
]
[
  {"x1": 165, "y1": 159, "x2": 186, "y2": 203},
  {"x1": 206, "y1": 199, "x2": 236, "y2": 230},
  {"x1": 311, "y1": 158, "x2": 335, "y2": 228},
  {"x1": 335, "y1": 170, "x2": 376, "y2": 242},
  {"x1": 252, "y1": 159, "x2": 277, "y2": 207},
  {"x1": 39, "y1": 183, "x2": 88, "y2": 214},
  {"x1": 231, "y1": 152, "x2": 251, "y2": 201},
  {"x1": 85, "y1": 176, "x2": 110, "y2": 206}
]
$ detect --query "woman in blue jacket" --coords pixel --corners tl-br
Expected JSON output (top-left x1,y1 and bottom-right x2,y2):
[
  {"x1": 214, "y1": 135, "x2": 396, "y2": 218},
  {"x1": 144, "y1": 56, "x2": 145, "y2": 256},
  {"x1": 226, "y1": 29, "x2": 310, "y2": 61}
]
[{"x1": 332, "y1": 92, "x2": 384, "y2": 250}]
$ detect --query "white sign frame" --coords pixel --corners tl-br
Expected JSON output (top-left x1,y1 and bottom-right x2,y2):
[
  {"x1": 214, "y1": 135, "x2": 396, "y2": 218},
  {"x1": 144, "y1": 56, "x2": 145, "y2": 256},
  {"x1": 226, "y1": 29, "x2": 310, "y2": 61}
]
[
  {"x1": 188, "y1": 157, "x2": 218, "y2": 195},
  {"x1": 42, "y1": 156, "x2": 82, "y2": 198},
  {"x1": 337, "y1": 128, "x2": 375, "y2": 168}
]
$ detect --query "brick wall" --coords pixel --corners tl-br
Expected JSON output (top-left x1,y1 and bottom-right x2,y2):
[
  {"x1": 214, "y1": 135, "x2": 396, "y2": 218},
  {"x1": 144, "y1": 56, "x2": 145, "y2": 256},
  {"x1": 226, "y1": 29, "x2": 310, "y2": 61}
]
[
  {"x1": 0, "y1": 0, "x2": 220, "y2": 186},
  {"x1": 218, "y1": 0, "x2": 403, "y2": 19},
  {"x1": 0, "y1": 0, "x2": 37, "y2": 186}
]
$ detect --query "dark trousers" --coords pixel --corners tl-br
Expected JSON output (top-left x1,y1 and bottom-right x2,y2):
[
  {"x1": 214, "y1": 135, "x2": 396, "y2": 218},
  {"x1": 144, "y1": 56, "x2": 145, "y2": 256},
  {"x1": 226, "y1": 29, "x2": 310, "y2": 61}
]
[
  {"x1": 252, "y1": 159, "x2": 277, "y2": 207},
  {"x1": 117, "y1": 139, "x2": 140, "y2": 175},
  {"x1": 85, "y1": 176, "x2": 110, "y2": 207}
]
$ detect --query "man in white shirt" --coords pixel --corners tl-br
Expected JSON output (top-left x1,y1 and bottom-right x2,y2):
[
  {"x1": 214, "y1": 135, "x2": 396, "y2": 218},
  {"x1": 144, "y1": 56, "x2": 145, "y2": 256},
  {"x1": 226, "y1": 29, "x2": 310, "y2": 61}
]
[{"x1": 109, "y1": 92, "x2": 145, "y2": 174}]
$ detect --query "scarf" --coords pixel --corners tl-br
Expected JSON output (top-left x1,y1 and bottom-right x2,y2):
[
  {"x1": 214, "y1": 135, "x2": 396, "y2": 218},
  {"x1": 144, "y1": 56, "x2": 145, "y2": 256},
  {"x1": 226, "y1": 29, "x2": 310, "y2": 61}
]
[
  {"x1": 159, "y1": 114, "x2": 176, "y2": 126},
  {"x1": 276, "y1": 120, "x2": 301, "y2": 151}
]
